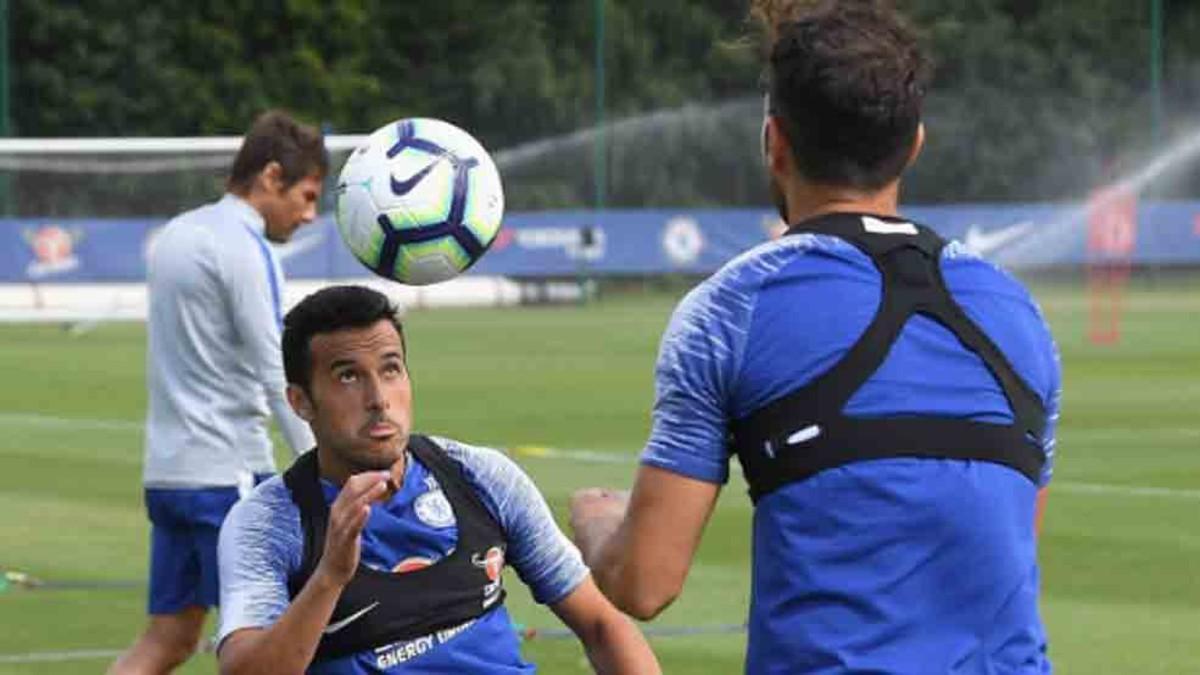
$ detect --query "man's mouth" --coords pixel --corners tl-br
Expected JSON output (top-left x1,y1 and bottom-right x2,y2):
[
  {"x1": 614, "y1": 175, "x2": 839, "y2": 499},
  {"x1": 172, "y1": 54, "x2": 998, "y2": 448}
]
[{"x1": 367, "y1": 423, "x2": 397, "y2": 439}]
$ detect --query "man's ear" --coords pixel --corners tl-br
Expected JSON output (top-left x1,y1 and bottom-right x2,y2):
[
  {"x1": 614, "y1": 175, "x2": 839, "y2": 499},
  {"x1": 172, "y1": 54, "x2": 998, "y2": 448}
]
[
  {"x1": 287, "y1": 383, "x2": 316, "y2": 422},
  {"x1": 906, "y1": 123, "x2": 926, "y2": 169},
  {"x1": 257, "y1": 161, "x2": 284, "y2": 193},
  {"x1": 763, "y1": 116, "x2": 794, "y2": 178}
]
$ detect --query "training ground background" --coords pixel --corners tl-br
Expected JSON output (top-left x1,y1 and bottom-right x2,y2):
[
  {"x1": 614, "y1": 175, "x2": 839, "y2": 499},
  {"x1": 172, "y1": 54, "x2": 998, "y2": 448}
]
[{"x1": 0, "y1": 277, "x2": 1197, "y2": 673}]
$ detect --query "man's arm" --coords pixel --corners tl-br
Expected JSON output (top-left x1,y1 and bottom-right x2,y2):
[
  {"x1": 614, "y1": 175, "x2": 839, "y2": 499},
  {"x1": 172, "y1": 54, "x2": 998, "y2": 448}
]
[
  {"x1": 1035, "y1": 488, "x2": 1048, "y2": 537},
  {"x1": 549, "y1": 575, "x2": 661, "y2": 675},
  {"x1": 570, "y1": 465, "x2": 720, "y2": 620},
  {"x1": 221, "y1": 232, "x2": 313, "y2": 456},
  {"x1": 218, "y1": 471, "x2": 389, "y2": 675}
]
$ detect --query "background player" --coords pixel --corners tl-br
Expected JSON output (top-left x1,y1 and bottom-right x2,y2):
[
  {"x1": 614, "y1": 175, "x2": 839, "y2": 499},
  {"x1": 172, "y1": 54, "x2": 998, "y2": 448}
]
[{"x1": 109, "y1": 110, "x2": 327, "y2": 674}]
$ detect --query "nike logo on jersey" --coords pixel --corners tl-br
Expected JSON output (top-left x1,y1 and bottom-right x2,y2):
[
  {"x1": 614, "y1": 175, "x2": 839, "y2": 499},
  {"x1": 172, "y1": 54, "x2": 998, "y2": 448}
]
[{"x1": 323, "y1": 601, "x2": 380, "y2": 635}]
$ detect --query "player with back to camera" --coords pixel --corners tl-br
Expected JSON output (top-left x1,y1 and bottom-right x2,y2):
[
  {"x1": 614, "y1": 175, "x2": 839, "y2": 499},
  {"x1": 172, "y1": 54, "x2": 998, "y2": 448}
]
[
  {"x1": 109, "y1": 110, "x2": 326, "y2": 675},
  {"x1": 569, "y1": 1, "x2": 1062, "y2": 673},
  {"x1": 215, "y1": 284, "x2": 660, "y2": 674}
]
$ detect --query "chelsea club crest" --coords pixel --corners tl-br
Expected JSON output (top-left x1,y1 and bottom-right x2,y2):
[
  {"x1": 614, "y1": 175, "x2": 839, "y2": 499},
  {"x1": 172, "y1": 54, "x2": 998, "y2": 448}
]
[{"x1": 414, "y1": 489, "x2": 455, "y2": 528}]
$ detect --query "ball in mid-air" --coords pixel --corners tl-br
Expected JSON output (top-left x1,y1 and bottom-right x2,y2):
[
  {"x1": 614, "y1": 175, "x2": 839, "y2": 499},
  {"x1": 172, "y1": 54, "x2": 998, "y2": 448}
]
[{"x1": 334, "y1": 118, "x2": 504, "y2": 285}]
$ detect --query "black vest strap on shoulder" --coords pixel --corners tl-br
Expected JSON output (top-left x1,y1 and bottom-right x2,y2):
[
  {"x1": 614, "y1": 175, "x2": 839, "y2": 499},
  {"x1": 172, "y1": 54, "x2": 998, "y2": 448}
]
[
  {"x1": 728, "y1": 213, "x2": 1047, "y2": 503},
  {"x1": 283, "y1": 435, "x2": 508, "y2": 661}
]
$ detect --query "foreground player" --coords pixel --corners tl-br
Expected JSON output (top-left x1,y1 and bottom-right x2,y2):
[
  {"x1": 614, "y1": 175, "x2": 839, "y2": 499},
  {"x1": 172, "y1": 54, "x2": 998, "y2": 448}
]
[
  {"x1": 110, "y1": 110, "x2": 326, "y2": 674},
  {"x1": 216, "y1": 285, "x2": 659, "y2": 674},
  {"x1": 571, "y1": 2, "x2": 1061, "y2": 673}
]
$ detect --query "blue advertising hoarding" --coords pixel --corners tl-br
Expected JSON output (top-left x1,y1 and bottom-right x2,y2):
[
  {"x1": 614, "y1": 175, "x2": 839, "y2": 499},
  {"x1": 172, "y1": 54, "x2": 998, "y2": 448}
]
[{"x1": 2, "y1": 202, "x2": 1198, "y2": 284}]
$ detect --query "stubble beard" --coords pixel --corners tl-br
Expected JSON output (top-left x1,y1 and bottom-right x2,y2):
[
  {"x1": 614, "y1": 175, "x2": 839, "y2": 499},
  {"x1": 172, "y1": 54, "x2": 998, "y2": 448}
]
[{"x1": 324, "y1": 420, "x2": 408, "y2": 475}]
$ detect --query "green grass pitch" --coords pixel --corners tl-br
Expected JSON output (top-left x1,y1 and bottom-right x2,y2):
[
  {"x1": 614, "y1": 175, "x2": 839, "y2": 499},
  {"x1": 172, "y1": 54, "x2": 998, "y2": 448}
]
[{"x1": 0, "y1": 277, "x2": 1196, "y2": 673}]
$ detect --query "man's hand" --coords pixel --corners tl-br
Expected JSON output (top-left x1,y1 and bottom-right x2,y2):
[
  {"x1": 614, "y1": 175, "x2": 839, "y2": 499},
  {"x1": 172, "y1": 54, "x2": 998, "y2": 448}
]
[
  {"x1": 569, "y1": 488, "x2": 629, "y2": 565},
  {"x1": 220, "y1": 468, "x2": 395, "y2": 675},
  {"x1": 316, "y1": 470, "x2": 391, "y2": 587},
  {"x1": 567, "y1": 467, "x2": 720, "y2": 620}
]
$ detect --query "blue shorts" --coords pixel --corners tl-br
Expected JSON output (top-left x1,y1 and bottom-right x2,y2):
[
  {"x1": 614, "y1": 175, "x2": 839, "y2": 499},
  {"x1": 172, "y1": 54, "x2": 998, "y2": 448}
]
[{"x1": 144, "y1": 474, "x2": 272, "y2": 614}]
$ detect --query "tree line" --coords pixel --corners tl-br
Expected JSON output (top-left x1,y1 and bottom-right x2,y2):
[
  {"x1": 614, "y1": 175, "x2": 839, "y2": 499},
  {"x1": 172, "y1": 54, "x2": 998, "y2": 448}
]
[{"x1": 9, "y1": 0, "x2": 1199, "y2": 207}]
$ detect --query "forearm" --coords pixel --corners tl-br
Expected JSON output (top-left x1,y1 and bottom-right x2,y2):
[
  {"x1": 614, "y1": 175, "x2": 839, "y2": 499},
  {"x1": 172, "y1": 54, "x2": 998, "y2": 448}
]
[
  {"x1": 268, "y1": 390, "x2": 315, "y2": 457},
  {"x1": 221, "y1": 570, "x2": 343, "y2": 675},
  {"x1": 577, "y1": 520, "x2": 635, "y2": 611},
  {"x1": 571, "y1": 469, "x2": 720, "y2": 620},
  {"x1": 577, "y1": 510, "x2": 674, "y2": 619},
  {"x1": 579, "y1": 612, "x2": 662, "y2": 675}
]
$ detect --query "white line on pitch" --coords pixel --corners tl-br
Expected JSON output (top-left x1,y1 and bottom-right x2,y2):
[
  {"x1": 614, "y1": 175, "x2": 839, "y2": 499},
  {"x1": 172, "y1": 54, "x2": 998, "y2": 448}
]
[
  {"x1": 0, "y1": 412, "x2": 141, "y2": 432},
  {"x1": 0, "y1": 648, "x2": 124, "y2": 664},
  {"x1": 1054, "y1": 481, "x2": 1200, "y2": 501}
]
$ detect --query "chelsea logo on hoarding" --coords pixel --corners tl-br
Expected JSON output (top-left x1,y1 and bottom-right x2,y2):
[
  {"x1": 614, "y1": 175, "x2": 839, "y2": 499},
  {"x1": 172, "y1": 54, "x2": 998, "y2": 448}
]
[
  {"x1": 662, "y1": 216, "x2": 704, "y2": 266},
  {"x1": 414, "y1": 489, "x2": 455, "y2": 528}
]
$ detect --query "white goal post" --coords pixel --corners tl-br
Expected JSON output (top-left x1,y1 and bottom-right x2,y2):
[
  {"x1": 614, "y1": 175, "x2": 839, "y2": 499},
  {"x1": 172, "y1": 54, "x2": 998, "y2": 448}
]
[
  {"x1": 0, "y1": 133, "x2": 570, "y2": 324},
  {"x1": 0, "y1": 135, "x2": 370, "y2": 154}
]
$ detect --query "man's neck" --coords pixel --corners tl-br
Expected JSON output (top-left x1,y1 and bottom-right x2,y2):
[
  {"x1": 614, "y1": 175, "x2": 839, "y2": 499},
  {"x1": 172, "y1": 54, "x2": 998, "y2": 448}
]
[
  {"x1": 784, "y1": 180, "x2": 901, "y2": 226},
  {"x1": 230, "y1": 187, "x2": 268, "y2": 221}
]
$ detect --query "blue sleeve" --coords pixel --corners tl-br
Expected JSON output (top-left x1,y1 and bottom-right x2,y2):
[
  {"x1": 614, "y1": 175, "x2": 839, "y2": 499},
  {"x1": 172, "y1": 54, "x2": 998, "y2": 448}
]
[
  {"x1": 216, "y1": 478, "x2": 304, "y2": 648},
  {"x1": 1037, "y1": 313, "x2": 1062, "y2": 488},
  {"x1": 438, "y1": 438, "x2": 589, "y2": 606},
  {"x1": 641, "y1": 277, "x2": 750, "y2": 485}
]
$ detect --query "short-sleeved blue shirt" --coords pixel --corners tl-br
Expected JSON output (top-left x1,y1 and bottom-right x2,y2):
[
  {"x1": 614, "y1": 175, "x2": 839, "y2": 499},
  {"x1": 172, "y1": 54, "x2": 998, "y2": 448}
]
[
  {"x1": 643, "y1": 224, "x2": 1060, "y2": 674},
  {"x1": 218, "y1": 437, "x2": 589, "y2": 673}
]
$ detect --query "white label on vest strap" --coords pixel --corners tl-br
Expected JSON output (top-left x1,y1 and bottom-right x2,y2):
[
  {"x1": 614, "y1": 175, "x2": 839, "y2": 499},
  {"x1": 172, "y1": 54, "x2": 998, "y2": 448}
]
[
  {"x1": 862, "y1": 216, "x2": 917, "y2": 235},
  {"x1": 786, "y1": 424, "x2": 822, "y2": 445}
]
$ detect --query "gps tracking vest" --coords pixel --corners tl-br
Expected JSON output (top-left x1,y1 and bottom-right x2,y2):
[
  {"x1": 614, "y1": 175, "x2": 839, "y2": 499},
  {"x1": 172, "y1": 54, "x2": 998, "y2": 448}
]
[
  {"x1": 284, "y1": 435, "x2": 507, "y2": 661},
  {"x1": 728, "y1": 213, "x2": 1047, "y2": 504}
]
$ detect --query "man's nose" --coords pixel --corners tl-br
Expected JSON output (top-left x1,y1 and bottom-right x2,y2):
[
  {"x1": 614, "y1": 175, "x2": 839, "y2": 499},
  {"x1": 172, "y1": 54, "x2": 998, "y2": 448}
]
[{"x1": 364, "y1": 374, "x2": 388, "y2": 410}]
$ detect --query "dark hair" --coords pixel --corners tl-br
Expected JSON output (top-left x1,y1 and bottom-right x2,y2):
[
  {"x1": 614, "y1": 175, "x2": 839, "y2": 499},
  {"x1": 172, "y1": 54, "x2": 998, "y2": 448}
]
[
  {"x1": 756, "y1": 0, "x2": 931, "y2": 189},
  {"x1": 282, "y1": 285, "x2": 406, "y2": 393},
  {"x1": 227, "y1": 110, "x2": 330, "y2": 193}
]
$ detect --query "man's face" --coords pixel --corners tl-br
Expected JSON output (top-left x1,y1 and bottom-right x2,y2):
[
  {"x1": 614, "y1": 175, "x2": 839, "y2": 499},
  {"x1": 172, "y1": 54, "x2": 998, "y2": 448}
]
[
  {"x1": 292, "y1": 320, "x2": 412, "y2": 476},
  {"x1": 262, "y1": 171, "x2": 322, "y2": 243}
]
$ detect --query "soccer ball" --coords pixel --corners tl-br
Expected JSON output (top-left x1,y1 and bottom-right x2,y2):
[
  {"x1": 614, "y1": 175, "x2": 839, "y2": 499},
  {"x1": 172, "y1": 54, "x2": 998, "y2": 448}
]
[{"x1": 334, "y1": 118, "x2": 504, "y2": 285}]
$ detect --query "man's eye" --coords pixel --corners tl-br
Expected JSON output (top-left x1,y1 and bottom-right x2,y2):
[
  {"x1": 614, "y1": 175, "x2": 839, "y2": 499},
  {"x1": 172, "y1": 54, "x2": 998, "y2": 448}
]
[{"x1": 337, "y1": 371, "x2": 358, "y2": 383}]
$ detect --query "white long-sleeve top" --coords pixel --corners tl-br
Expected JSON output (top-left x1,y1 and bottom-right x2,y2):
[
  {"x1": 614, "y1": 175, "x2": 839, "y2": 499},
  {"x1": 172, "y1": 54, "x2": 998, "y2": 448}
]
[{"x1": 143, "y1": 193, "x2": 314, "y2": 488}]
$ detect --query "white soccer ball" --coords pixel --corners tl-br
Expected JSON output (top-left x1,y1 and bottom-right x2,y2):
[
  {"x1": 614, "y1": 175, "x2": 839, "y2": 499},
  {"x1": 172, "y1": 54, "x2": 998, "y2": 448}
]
[{"x1": 334, "y1": 118, "x2": 505, "y2": 285}]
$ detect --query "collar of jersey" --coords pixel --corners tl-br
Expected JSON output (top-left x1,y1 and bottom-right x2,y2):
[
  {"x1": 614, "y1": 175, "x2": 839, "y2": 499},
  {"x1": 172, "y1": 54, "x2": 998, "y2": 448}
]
[{"x1": 219, "y1": 192, "x2": 268, "y2": 238}]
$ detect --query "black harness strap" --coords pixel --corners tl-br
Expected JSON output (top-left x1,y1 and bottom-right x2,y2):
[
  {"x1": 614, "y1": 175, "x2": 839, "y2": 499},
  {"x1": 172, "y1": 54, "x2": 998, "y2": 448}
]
[
  {"x1": 729, "y1": 213, "x2": 1047, "y2": 503},
  {"x1": 283, "y1": 435, "x2": 507, "y2": 661}
]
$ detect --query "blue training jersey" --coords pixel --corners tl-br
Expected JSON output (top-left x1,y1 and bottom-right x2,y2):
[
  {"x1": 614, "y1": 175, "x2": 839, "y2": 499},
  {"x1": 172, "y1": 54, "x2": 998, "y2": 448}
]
[
  {"x1": 218, "y1": 437, "x2": 589, "y2": 673},
  {"x1": 643, "y1": 227, "x2": 1061, "y2": 674}
]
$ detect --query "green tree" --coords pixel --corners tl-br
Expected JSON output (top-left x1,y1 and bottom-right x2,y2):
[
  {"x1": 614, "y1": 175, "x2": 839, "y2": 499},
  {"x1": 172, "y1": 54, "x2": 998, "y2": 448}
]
[{"x1": 7, "y1": 0, "x2": 1198, "y2": 207}]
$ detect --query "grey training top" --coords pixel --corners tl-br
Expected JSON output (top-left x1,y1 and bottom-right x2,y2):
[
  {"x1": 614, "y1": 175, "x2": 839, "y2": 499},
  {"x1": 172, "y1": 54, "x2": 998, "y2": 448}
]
[{"x1": 143, "y1": 193, "x2": 313, "y2": 488}]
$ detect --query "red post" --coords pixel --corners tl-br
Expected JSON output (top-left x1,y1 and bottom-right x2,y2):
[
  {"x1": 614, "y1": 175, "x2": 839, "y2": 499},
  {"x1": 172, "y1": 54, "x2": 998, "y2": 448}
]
[{"x1": 1085, "y1": 183, "x2": 1138, "y2": 345}]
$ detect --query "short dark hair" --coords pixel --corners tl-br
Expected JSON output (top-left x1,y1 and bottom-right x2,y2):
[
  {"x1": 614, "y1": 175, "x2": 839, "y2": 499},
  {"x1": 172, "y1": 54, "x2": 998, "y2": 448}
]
[
  {"x1": 282, "y1": 285, "x2": 406, "y2": 393},
  {"x1": 227, "y1": 110, "x2": 330, "y2": 193},
  {"x1": 756, "y1": 1, "x2": 931, "y2": 189}
]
